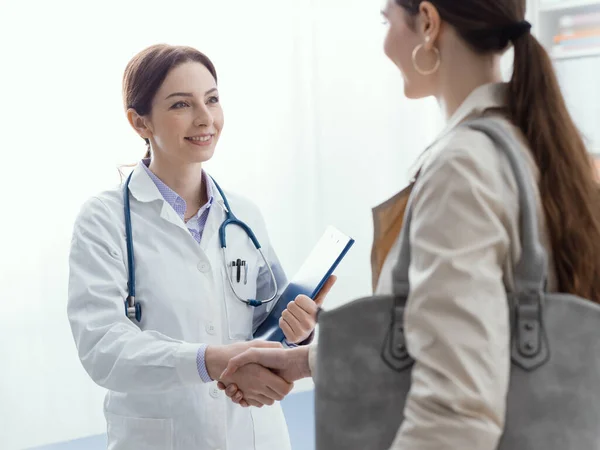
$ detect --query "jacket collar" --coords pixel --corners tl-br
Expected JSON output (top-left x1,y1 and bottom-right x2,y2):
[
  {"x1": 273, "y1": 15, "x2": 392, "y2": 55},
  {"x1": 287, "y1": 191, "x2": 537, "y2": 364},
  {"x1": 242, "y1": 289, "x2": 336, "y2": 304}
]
[
  {"x1": 441, "y1": 82, "x2": 507, "y2": 136},
  {"x1": 410, "y1": 82, "x2": 508, "y2": 178}
]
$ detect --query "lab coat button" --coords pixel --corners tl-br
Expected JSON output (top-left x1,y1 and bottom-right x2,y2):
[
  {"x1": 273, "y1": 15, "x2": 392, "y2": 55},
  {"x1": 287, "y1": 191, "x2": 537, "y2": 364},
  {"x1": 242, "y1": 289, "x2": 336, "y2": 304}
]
[
  {"x1": 210, "y1": 387, "x2": 220, "y2": 398},
  {"x1": 205, "y1": 323, "x2": 216, "y2": 335},
  {"x1": 197, "y1": 262, "x2": 210, "y2": 272}
]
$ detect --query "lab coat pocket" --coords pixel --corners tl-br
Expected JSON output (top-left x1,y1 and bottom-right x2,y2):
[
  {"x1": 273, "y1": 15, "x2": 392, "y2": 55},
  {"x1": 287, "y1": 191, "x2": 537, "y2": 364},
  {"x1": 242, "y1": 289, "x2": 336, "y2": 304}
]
[
  {"x1": 222, "y1": 262, "x2": 259, "y2": 340},
  {"x1": 250, "y1": 404, "x2": 291, "y2": 450},
  {"x1": 106, "y1": 413, "x2": 173, "y2": 450}
]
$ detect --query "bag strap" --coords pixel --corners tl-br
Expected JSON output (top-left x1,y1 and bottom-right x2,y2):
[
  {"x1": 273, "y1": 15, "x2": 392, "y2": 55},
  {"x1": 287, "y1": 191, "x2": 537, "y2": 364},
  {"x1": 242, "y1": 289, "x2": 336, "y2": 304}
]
[
  {"x1": 392, "y1": 116, "x2": 549, "y2": 298},
  {"x1": 386, "y1": 117, "x2": 551, "y2": 371}
]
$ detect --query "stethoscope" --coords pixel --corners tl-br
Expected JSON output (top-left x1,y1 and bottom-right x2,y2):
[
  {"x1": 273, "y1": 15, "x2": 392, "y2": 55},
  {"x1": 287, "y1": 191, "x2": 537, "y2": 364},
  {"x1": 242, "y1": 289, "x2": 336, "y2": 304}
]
[{"x1": 123, "y1": 171, "x2": 279, "y2": 322}]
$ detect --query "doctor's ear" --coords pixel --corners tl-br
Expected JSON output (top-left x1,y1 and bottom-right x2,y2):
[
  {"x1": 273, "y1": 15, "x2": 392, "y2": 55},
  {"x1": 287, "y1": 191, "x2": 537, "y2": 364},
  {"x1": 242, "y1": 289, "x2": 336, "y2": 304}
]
[
  {"x1": 418, "y1": 1, "x2": 442, "y2": 48},
  {"x1": 126, "y1": 108, "x2": 153, "y2": 140}
]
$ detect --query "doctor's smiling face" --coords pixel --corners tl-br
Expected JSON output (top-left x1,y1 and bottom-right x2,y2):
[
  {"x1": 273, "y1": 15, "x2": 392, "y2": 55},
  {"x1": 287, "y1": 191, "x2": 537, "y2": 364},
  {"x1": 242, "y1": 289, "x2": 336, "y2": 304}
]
[{"x1": 124, "y1": 45, "x2": 224, "y2": 166}]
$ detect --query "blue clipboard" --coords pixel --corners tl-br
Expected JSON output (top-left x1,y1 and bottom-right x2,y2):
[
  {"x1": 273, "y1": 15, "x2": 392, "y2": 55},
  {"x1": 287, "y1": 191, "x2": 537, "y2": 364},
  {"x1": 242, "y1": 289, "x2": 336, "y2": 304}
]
[{"x1": 253, "y1": 225, "x2": 355, "y2": 342}]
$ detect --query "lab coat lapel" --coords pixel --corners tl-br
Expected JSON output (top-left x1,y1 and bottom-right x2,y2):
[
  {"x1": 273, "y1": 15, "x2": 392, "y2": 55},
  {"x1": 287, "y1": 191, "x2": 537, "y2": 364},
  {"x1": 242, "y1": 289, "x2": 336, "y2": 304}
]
[
  {"x1": 200, "y1": 175, "x2": 226, "y2": 255},
  {"x1": 159, "y1": 203, "x2": 192, "y2": 234},
  {"x1": 127, "y1": 162, "x2": 192, "y2": 236}
]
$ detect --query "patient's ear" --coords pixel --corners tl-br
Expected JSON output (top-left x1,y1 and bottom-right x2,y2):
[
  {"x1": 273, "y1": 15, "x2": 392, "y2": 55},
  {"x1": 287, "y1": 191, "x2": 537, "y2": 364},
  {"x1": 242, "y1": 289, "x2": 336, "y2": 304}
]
[{"x1": 418, "y1": 1, "x2": 442, "y2": 49}]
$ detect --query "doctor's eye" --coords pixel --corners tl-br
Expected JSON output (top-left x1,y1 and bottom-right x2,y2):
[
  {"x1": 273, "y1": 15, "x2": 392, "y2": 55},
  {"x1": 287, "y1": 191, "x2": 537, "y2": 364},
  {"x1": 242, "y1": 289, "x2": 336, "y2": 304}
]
[
  {"x1": 171, "y1": 101, "x2": 190, "y2": 109},
  {"x1": 207, "y1": 96, "x2": 220, "y2": 104}
]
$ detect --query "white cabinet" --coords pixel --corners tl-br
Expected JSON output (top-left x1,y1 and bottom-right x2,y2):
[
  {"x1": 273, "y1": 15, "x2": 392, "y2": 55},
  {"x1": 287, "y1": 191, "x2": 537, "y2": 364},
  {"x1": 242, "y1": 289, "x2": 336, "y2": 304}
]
[
  {"x1": 536, "y1": 0, "x2": 600, "y2": 59},
  {"x1": 531, "y1": 0, "x2": 600, "y2": 155}
]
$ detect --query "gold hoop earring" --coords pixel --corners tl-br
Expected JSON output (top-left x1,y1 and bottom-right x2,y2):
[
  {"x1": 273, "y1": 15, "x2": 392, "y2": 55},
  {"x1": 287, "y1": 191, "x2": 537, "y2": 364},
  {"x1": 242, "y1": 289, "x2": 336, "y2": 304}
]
[{"x1": 412, "y1": 40, "x2": 441, "y2": 76}]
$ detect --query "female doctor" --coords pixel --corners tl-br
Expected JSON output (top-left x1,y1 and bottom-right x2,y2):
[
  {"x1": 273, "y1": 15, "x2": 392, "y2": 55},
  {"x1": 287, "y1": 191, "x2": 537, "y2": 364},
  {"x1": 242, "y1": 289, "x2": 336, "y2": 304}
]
[{"x1": 67, "y1": 44, "x2": 334, "y2": 450}]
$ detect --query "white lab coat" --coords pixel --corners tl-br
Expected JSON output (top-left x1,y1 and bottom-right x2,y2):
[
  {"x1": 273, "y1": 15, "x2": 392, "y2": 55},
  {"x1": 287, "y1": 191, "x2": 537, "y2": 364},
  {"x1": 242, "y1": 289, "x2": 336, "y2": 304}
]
[{"x1": 67, "y1": 163, "x2": 292, "y2": 450}]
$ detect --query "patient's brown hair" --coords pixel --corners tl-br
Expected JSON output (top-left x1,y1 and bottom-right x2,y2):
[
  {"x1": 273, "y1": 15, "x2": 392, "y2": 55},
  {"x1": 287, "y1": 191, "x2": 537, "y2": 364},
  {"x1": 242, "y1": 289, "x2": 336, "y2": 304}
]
[{"x1": 397, "y1": 0, "x2": 600, "y2": 301}]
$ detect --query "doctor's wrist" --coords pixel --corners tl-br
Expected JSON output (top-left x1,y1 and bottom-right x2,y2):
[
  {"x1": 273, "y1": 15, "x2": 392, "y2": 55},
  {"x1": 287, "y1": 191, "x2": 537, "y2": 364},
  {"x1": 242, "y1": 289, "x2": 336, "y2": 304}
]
[
  {"x1": 205, "y1": 345, "x2": 227, "y2": 381},
  {"x1": 196, "y1": 344, "x2": 213, "y2": 383}
]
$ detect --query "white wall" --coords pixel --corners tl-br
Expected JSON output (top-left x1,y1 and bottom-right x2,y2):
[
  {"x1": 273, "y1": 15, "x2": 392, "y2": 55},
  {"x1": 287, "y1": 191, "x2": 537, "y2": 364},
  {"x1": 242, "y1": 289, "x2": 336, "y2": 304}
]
[
  {"x1": 0, "y1": 1, "x2": 438, "y2": 448},
  {"x1": 310, "y1": 1, "x2": 443, "y2": 307}
]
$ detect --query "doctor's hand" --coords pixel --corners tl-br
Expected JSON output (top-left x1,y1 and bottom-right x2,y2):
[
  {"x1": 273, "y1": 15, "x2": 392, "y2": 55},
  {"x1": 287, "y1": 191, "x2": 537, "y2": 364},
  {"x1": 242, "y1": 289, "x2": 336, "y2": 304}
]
[
  {"x1": 281, "y1": 275, "x2": 337, "y2": 344},
  {"x1": 217, "y1": 346, "x2": 312, "y2": 407}
]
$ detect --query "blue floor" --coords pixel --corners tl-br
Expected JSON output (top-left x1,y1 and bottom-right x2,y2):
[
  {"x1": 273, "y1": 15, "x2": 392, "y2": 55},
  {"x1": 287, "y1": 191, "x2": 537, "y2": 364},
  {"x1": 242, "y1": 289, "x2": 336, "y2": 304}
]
[{"x1": 31, "y1": 390, "x2": 315, "y2": 450}]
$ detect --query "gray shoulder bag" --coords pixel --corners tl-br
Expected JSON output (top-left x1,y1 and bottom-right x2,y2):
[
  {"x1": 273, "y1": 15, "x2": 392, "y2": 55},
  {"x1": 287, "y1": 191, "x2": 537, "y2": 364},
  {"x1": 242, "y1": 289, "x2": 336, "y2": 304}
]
[{"x1": 315, "y1": 117, "x2": 600, "y2": 450}]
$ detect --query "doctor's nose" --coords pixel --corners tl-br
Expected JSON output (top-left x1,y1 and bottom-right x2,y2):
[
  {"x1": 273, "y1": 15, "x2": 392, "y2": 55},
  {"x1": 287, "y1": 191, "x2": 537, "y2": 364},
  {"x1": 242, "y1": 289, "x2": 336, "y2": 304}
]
[{"x1": 193, "y1": 104, "x2": 214, "y2": 128}]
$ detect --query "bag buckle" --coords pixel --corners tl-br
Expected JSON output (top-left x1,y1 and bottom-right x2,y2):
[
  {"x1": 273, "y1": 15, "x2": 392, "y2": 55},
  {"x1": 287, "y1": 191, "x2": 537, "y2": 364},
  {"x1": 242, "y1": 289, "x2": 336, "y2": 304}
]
[
  {"x1": 511, "y1": 290, "x2": 549, "y2": 371},
  {"x1": 381, "y1": 296, "x2": 414, "y2": 372}
]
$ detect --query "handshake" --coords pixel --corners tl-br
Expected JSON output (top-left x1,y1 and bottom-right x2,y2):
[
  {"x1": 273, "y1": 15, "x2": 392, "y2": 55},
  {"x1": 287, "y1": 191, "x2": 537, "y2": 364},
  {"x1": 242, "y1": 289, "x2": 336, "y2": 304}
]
[
  {"x1": 217, "y1": 343, "x2": 312, "y2": 408},
  {"x1": 206, "y1": 276, "x2": 336, "y2": 408}
]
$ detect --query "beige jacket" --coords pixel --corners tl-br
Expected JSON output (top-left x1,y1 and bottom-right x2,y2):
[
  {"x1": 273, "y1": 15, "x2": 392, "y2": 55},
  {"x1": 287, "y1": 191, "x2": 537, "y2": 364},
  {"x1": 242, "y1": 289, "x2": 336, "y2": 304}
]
[{"x1": 310, "y1": 83, "x2": 556, "y2": 449}]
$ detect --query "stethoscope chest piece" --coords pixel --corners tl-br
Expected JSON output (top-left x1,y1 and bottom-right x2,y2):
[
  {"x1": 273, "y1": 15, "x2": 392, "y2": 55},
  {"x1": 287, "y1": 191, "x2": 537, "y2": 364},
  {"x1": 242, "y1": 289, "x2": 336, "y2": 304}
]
[{"x1": 125, "y1": 296, "x2": 142, "y2": 322}]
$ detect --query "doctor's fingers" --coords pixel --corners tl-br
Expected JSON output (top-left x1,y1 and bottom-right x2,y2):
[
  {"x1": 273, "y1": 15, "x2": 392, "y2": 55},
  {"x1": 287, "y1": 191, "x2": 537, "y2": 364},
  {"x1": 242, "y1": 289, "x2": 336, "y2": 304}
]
[
  {"x1": 313, "y1": 275, "x2": 337, "y2": 306},
  {"x1": 281, "y1": 310, "x2": 307, "y2": 334},
  {"x1": 218, "y1": 383, "x2": 246, "y2": 406},
  {"x1": 245, "y1": 398, "x2": 265, "y2": 408},
  {"x1": 279, "y1": 318, "x2": 296, "y2": 343},
  {"x1": 226, "y1": 389, "x2": 250, "y2": 407},
  {"x1": 231, "y1": 389, "x2": 243, "y2": 403},
  {"x1": 222, "y1": 384, "x2": 247, "y2": 406},
  {"x1": 248, "y1": 393, "x2": 276, "y2": 407},
  {"x1": 227, "y1": 389, "x2": 250, "y2": 408},
  {"x1": 288, "y1": 298, "x2": 318, "y2": 322},
  {"x1": 247, "y1": 384, "x2": 289, "y2": 406},
  {"x1": 217, "y1": 382, "x2": 239, "y2": 397}
]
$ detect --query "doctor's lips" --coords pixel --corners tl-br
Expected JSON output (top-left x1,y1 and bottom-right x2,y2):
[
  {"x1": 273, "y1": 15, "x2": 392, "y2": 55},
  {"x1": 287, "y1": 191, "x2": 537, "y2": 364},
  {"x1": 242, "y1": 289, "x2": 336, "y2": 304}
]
[{"x1": 185, "y1": 134, "x2": 214, "y2": 146}]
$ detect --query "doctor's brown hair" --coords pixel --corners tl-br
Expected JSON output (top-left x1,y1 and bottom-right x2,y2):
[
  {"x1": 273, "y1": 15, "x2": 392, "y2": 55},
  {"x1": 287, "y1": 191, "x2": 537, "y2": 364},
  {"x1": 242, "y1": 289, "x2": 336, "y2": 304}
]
[
  {"x1": 397, "y1": 0, "x2": 600, "y2": 302},
  {"x1": 122, "y1": 44, "x2": 218, "y2": 159}
]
